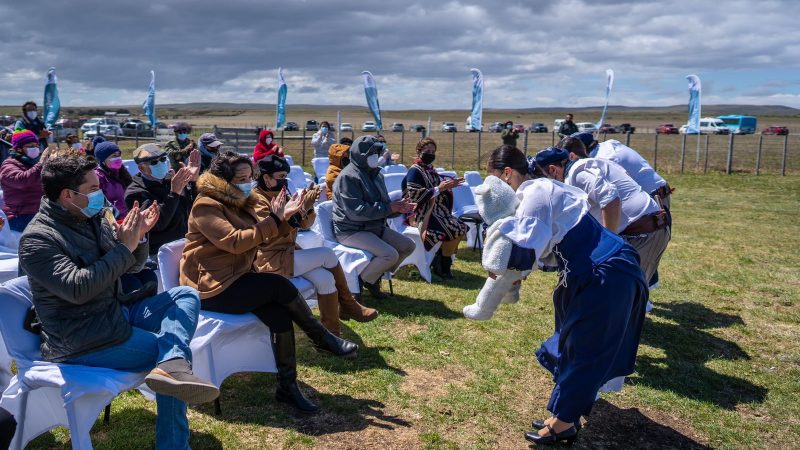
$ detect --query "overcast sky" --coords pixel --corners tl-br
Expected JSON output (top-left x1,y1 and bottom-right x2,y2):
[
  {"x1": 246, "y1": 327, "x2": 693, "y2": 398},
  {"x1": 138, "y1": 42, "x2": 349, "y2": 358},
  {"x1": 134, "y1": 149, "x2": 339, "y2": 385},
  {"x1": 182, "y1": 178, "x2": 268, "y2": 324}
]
[{"x1": 1, "y1": 0, "x2": 798, "y2": 109}]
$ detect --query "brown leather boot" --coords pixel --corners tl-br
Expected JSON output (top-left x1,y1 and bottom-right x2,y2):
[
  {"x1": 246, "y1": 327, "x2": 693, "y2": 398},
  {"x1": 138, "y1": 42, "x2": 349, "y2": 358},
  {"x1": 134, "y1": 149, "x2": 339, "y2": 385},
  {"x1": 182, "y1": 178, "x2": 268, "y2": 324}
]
[
  {"x1": 316, "y1": 292, "x2": 342, "y2": 337},
  {"x1": 327, "y1": 265, "x2": 379, "y2": 322}
]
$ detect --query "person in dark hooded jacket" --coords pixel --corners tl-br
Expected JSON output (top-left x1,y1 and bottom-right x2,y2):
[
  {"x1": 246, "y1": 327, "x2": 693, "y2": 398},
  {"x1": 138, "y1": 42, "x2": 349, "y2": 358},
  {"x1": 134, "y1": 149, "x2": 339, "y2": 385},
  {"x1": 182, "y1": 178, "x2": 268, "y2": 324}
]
[
  {"x1": 331, "y1": 135, "x2": 416, "y2": 299},
  {"x1": 13, "y1": 101, "x2": 50, "y2": 149}
]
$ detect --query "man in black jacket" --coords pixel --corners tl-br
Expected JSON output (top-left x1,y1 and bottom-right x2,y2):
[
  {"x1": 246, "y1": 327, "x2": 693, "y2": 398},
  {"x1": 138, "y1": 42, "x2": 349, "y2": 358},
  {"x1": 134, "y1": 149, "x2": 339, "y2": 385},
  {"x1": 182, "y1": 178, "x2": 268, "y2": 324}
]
[
  {"x1": 125, "y1": 144, "x2": 197, "y2": 257},
  {"x1": 19, "y1": 155, "x2": 217, "y2": 450}
]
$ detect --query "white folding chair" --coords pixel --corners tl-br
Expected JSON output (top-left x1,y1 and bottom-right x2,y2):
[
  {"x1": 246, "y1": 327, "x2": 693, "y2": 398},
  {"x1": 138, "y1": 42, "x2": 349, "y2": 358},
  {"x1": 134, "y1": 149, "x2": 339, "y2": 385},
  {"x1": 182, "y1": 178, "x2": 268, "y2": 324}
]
[
  {"x1": 288, "y1": 165, "x2": 310, "y2": 194},
  {"x1": 0, "y1": 210, "x2": 19, "y2": 284},
  {"x1": 0, "y1": 277, "x2": 147, "y2": 450},
  {"x1": 283, "y1": 155, "x2": 295, "y2": 166},
  {"x1": 122, "y1": 159, "x2": 139, "y2": 176},
  {"x1": 312, "y1": 202, "x2": 372, "y2": 293},
  {"x1": 386, "y1": 191, "x2": 440, "y2": 282},
  {"x1": 383, "y1": 173, "x2": 405, "y2": 193},
  {"x1": 463, "y1": 171, "x2": 483, "y2": 187},
  {"x1": 381, "y1": 164, "x2": 407, "y2": 175},
  {"x1": 311, "y1": 158, "x2": 330, "y2": 183},
  {"x1": 452, "y1": 185, "x2": 484, "y2": 250}
]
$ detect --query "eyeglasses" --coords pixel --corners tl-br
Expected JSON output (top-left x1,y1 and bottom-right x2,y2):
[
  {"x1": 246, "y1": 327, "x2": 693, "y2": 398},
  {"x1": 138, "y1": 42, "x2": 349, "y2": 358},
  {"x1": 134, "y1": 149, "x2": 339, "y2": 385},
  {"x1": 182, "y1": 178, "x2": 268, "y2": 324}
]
[{"x1": 147, "y1": 156, "x2": 167, "y2": 165}]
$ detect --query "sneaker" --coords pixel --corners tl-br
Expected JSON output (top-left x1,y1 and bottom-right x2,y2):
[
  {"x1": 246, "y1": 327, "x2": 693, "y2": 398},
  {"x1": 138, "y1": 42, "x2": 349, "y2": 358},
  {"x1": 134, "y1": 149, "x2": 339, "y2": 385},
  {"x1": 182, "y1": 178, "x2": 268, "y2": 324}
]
[{"x1": 145, "y1": 358, "x2": 220, "y2": 405}]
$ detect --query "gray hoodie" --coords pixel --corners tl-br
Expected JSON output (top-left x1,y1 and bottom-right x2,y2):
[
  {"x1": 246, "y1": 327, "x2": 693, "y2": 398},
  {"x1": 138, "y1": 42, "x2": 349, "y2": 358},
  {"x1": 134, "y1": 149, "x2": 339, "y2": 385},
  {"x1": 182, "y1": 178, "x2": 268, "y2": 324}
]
[{"x1": 331, "y1": 135, "x2": 394, "y2": 238}]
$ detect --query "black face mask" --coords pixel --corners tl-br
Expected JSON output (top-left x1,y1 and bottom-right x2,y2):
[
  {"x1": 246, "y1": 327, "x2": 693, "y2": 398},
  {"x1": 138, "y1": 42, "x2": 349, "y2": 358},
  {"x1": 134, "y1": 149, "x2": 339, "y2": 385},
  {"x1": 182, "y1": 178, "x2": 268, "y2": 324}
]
[
  {"x1": 340, "y1": 156, "x2": 350, "y2": 168},
  {"x1": 261, "y1": 176, "x2": 288, "y2": 192},
  {"x1": 420, "y1": 152, "x2": 436, "y2": 165}
]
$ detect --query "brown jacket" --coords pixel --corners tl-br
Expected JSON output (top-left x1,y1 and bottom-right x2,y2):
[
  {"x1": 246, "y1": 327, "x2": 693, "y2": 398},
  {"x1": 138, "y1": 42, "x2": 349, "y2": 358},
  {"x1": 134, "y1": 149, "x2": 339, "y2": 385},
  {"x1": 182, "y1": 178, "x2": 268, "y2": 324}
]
[
  {"x1": 180, "y1": 172, "x2": 281, "y2": 299},
  {"x1": 325, "y1": 143, "x2": 350, "y2": 198},
  {"x1": 252, "y1": 186, "x2": 316, "y2": 277}
]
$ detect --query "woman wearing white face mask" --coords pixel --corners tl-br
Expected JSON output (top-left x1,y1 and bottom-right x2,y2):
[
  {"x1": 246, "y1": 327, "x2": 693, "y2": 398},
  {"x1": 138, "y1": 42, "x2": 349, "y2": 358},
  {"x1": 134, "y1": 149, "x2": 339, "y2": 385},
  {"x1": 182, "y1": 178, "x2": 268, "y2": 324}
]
[
  {"x1": 94, "y1": 142, "x2": 133, "y2": 218},
  {"x1": 311, "y1": 121, "x2": 336, "y2": 158},
  {"x1": 0, "y1": 130, "x2": 49, "y2": 232},
  {"x1": 13, "y1": 101, "x2": 50, "y2": 150}
]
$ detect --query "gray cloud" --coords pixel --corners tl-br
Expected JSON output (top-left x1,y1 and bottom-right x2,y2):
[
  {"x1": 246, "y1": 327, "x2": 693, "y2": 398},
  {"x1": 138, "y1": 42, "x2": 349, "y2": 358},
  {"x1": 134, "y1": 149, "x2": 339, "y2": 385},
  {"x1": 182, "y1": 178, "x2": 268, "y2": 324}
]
[{"x1": 0, "y1": 0, "x2": 798, "y2": 108}]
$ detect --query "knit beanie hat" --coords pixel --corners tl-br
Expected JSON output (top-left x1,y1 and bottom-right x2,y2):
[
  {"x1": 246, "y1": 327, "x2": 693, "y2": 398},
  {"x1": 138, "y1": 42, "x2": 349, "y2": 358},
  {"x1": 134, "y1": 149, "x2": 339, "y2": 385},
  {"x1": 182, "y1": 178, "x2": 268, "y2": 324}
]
[
  {"x1": 257, "y1": 155, "x2": 291, "y2": 175},
  {"x1": 94, "y1": 141, "x2": 120, "y2": 163},
  {"x1": 474, "y1": 175, "x2": 519, "y2": 226},
  {"x1": 92, "y1": 135, "x2": 107, "y2": 148},
  {"x1": 11, "y1": 130, "x2": 38, "y2": 149}
]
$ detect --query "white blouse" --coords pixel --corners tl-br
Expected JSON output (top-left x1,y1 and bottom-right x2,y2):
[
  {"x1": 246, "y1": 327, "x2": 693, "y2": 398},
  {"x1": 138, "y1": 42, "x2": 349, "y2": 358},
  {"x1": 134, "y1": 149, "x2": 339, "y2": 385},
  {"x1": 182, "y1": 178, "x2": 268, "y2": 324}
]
[
  {"x1": 496, "y1": 178, "x2": 589, "y2": 265},
  {"x1": 565, "y1": 158, "x2": 661, "y2": 234},
  {"x1": 590, "y1": 140, "x2": 666, "y2": 194}
]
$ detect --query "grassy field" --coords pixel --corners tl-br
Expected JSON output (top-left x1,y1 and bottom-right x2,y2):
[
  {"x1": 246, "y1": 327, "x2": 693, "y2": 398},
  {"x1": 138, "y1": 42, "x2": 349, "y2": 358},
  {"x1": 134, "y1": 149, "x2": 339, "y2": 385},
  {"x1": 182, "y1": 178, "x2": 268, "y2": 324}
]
[{"x1": 24, "y1": 173, "x2": 800, "y2": 449}]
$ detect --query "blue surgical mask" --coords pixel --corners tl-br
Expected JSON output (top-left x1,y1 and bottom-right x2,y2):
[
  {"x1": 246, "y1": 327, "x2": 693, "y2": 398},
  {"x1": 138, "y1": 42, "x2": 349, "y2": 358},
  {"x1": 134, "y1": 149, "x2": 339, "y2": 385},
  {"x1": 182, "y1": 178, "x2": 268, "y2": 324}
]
[
  {"x1": 320, "y1": 127, "x2": 329, "y2": 134},
  {"x1": 73, "y1": 190, "x2": 106, "y2": 218},
  {"x1": 236, "y1": 182, "x2": 253, "y2": 198},
  {"x1": 150, "y1": 161, "x2": 169, "y2": 180},
  {"x1": 177, "y1": 133, "x2": 188, "y2": 141}
]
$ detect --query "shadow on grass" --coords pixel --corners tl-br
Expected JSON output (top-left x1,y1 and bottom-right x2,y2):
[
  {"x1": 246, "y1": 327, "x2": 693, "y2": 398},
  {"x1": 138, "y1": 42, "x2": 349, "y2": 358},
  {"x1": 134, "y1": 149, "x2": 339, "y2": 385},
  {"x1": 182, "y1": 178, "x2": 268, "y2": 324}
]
[
  {"x1": 637, "y1": 302, "x2": 766, "y2": 409},
  {"x1": 574, "y1": 399, "x2": 709, "y2": 449},
  {"x1": 367, "y1": 293, "x2": 462, "y2": 320}
]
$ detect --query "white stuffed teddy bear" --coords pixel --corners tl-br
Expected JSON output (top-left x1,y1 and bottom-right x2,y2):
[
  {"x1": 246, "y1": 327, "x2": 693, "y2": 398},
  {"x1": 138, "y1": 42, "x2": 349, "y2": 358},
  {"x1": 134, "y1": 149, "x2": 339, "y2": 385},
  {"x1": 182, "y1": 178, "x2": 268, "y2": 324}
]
[{"x1": 463, "y1": 175, "x2": 531, "y2": 320}]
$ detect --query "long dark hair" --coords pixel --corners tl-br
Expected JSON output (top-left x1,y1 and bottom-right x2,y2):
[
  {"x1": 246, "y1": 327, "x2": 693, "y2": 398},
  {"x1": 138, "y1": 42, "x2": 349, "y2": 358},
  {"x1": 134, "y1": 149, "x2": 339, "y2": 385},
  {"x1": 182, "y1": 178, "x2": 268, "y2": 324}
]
[{"x1": 486, "y1": 145, "x2": 528, "y2": 175}]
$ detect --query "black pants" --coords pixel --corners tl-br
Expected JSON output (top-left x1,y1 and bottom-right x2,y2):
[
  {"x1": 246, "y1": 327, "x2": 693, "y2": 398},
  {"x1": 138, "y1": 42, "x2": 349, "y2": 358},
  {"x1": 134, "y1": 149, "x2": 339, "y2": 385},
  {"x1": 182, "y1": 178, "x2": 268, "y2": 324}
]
[
  {"x1": 202, "y1": 273, "x2": 299, "y2": 333},
  {"x1": 0, "y1": 408, "x2": 16, "y2": 450}
]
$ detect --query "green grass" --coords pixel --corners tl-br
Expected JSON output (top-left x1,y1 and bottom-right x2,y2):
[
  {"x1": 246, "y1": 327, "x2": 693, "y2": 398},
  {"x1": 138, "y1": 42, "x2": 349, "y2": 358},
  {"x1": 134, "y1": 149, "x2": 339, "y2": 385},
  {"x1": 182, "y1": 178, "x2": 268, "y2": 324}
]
[{"x1": 26, "y1": 173, "x2": 800, "y2": 449}]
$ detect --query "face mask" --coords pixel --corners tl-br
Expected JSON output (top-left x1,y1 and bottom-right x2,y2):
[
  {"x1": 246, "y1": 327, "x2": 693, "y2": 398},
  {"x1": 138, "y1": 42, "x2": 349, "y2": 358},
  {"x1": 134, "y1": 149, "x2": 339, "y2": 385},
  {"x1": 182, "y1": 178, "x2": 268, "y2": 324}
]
[
  {"x1": 236, "y1": 182, "x2": 253, "y2": 198},
  {"x1": 377, "y1": 156, "x2": 386, "y2": 166},
  {"x1": 71, "y1": 142, "x2": 82, "y2": 150},
  {"x1": 420, "y1": 152, "x2": 435, "y2": 165},
  {"x1": 24, "y1": 147, "x2": 40, "y2": 159},
  {"x1": 320, "y1": 127, "x2": 329, "y2": 134},
  {"x1": 265, "y1": 137, "x2": 273, "y2": 145},
  {"x1": 507, "y1": 125, "x2": 512, "y2": 129},
  {"x1": 266, "y1": 177, "x2": 288, "y2": 192},
  {"x1": 366, "y1": 154, "x2": 380, "y2": 168},
  {"x1": 177, "y1": 133, "x2": 188, "y2": 141},
  {"x1": 73, "y1": 190, "x2": 106, "y2": 218},
  {"x1": 150, "y1": 161, "x2": 169, "y2": 180},
  {"x1": 107, "y1": 157, "x2": 123, "y2": 170},
  {"x1": 26, "y1": 111, "x2": 37, "y2": 120}
]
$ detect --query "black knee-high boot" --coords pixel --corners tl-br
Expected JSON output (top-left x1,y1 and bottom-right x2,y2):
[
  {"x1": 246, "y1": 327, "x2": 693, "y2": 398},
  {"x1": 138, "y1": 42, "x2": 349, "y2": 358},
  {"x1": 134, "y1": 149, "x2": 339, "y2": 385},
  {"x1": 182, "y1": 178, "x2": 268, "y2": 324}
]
[
  {"x1": 283, "y1": 293, "x2": 358, "y2": 358},
  {"x1": 272, "y1": 330, "x2": 319, "y2": 413},
  {"x1": 431, "y1": 250, "x2": 444, "y2": 278}
]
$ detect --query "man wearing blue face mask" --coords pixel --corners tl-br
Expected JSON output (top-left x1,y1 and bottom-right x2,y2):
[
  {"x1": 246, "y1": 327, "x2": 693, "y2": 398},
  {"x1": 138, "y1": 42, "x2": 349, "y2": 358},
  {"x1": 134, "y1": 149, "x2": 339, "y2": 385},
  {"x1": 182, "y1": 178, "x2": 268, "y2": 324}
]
[
  {"x1": 164, "y1": 122, "x2": 196, "y2": 172},
  {"x1": 312, "y1": 120, "x2": 336, "y2": 158},
  {"x1": 19, "y1": 155, "x2": 218, "y2": 450}
]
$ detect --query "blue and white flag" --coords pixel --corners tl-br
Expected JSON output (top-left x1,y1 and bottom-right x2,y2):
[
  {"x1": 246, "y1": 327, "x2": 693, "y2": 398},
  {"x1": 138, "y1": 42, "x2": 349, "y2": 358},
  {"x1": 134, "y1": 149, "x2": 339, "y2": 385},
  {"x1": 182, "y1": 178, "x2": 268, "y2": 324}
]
[
  {"x1": 595, "y1": 69, "x2": 614, "y2": 130},
  {"x1": 469, "y1": 68, "x2": 483, "y2": 131},
  {"x1": 686, "y1": 74, "x2": 702, "y2": 134},
  {"x1": 362, "y1": 71, "x2": 382, "y2": 130},
  {"x1": 142, "y1": 70, "x2": 157, "y2": 127},
  {"x1": 276, "y1": 67, "x2": 287, "y2": 129},
  {"x1": 43, "y1": 67, "x2": 60, "y2": 129}
]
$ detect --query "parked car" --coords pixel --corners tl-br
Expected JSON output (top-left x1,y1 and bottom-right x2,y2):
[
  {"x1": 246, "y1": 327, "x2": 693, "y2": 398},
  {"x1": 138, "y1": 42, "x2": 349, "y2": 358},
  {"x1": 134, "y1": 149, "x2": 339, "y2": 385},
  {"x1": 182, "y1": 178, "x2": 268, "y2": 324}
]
[
  {"x1": 410, "y1": 124, "x2": 426, "y2": 133},
  {"x1": 656, "y1": 124, "x2": 679, "y2": 134},
  {"x1": 122, "y1": 121, "x2": 155, "y2": 137},
  {"x1": 512, "y1": 124, "x2": 526, "y2": 133},
  {"x1": 576, "y1": 122, "x2": 597, "y2": 133},
  {"x1": 598, "y1": 124, "x2": 618, "y2": 134},
  {"x1": 553, "y1": 119, "x2": 565, "y2": 131},
  {"x1": 83, "y1": 118, "x2": 123, "y2": 138},
  {"x1": 528, "y1": 123, "x2": 548, "y2": 133},
  {"x1": 284, "y1": 122, "x2": 299, "y2": 131},
  {"x1": 340, "y1": 122, "x2": 353, "y2": 132},
  {"x1": 50, "y1": 123, "x2": 77, "y2": 140},
  {"x1": 489, "y1": 122, "x2": 504, "y2": 133},
  {"x1": 679, "y1": 118, "x2": 730, "y2": 135},
  {"x1": 0, "y1": 116, "x2": 15, "y2": 127},
  {"x1": 305, "y1": 120, "x2": 318, "y2": 131},
  {"x1": 616, "y1": 123, "x2": 636, "y2": 134},
  {"x1": 391, "y1": 123, "x2": 405, "y2": 132},
  {"x1": 464, "y1": 119, "x2": 482, "y2": 132},
  {"x1": 80, "y1": 117, "x2": 104, "y2": 133},
  {"x1": 441, "y1": 122, "x2": 457, "y2": 132},
  {"x1": 362, "y1": 121, "x2": 378, "y2": 132},
  {"x1": 761, "y1": 126, "x2": 789, "y2": 135}
]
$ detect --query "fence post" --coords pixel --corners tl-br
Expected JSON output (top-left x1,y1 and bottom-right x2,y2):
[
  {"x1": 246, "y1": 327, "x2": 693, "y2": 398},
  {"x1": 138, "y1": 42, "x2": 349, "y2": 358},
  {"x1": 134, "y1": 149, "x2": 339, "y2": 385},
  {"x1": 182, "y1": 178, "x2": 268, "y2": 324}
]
[
  {"x1": 400, "y1": 130, "x2": 405, "y2": 164},
  {"x1": 726, "y1": 133, "x2": 734, "y2": 175},
  {"x1": 653, "y1": 133, "x2": 659, "y2": 172},
  {"x1": 680, "y1": 133, "x2": 687, "y2": 173},
  {"x1": 135, "y1": 127, "x2": 139, "y2": 147},
  {"x1": 451, "y1": 131, "x2": 456, "y2": 168},
  {"x1": 704, "y1": 135, "x2": 710, "y2": 174},
  {"x1": 626, "y1": 132, "x2": 631, "y2": 146},
  {"x1": 523, "y1": 130, "x2": 529, "y2": 155},
  {"x1": 477, "y1": 131, "x2": 482, "y2": 171},
  {"x1": 551, "y1": 130, "x2": 555, "y2": 146},
  {"x1": 781, "y1": 133, "x2": 788, "y2": 176},
  {"x1": 302, "y1": 128, "x2": 307, "y2": 166},
  {"x1": 234, "y1": 130, "x2": 239, "y2": 152},
  {"x1": 281, "y1": 129, "x2": 285, "y2": 147},
  {"x1": 755, "y1": 135, "x2": 763, "y2": 175}
]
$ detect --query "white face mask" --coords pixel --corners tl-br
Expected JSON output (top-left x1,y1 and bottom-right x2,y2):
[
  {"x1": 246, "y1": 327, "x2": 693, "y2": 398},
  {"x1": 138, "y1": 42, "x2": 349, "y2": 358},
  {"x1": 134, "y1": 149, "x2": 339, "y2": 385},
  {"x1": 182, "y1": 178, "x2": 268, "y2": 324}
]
[
  {"x1": 25, "y1": 147, "x2": 40, "y2": 159},
  {"x1": 26, "y1": 111, "x2": 37, "y2": 120},
  {"x1": 71, "y1": 142, "x2": 82, "y2": 150},
  {"x1": 366, "y1": 154, "x2": 380, "y2": 168},
  {"x1": 265, "y1": 137, "x2": 273, "y2": 145}
]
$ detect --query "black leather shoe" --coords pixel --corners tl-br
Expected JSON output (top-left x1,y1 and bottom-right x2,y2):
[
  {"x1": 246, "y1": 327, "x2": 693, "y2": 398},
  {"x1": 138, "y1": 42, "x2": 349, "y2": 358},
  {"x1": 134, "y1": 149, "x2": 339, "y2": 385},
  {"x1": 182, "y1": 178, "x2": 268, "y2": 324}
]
[
  {"x1": 283, "y1": 293, "x2": 359, "y2": 358},
  {"x1": 524, "y1": 424, "x2": 578, "y2": 445},
  {"x1": 360, "y1": 277, "x2": 388, "y2": 299},
  {"x1": 271, "y1": 330, "x2": 319, "y2": 413},
  {"x1": 531, "y1": 419, "x2": 581, "y2": 431},
  {"x1": 439, "y1": 254, "x2": 454, "y2": 279}
]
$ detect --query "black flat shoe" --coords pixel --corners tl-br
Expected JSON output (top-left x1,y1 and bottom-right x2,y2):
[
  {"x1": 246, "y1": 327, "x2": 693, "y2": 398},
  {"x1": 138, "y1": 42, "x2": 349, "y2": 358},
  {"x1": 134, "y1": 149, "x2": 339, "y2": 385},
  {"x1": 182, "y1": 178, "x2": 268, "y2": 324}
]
[
  {"x1": 531, "y1": 419, "x2": 581, "y2": 431},
  {"x1": 360, "y1": 277, "x2": 388, "y2": 299},
  {"x1": 524, "y1": 424, "x2": 578, "y2": 446}
]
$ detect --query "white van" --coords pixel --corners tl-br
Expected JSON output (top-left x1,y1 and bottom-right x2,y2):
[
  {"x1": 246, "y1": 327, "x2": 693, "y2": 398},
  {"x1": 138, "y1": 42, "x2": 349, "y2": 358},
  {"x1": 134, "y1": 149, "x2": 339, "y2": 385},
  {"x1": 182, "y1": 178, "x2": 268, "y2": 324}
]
[{"x1": 679, "y1": 118, "x2": 730, "y2": 135}]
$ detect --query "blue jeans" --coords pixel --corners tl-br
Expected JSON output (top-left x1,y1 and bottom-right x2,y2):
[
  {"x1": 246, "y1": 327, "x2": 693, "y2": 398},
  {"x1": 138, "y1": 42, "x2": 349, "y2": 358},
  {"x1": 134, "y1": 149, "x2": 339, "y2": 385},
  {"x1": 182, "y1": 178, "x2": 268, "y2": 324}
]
[{"x1": 65, "y1": 286, "x2": 200, "y2": 450}]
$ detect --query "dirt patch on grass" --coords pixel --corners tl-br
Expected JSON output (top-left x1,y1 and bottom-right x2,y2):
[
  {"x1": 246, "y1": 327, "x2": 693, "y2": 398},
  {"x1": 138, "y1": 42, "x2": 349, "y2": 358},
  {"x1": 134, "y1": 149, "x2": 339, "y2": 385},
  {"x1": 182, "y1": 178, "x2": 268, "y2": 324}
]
[
  {"x1": 312, "y1": 423, "x2": 421, "y2": 450},
  {"x1": 401, "y1": 366, "x2": 473, "y2": 399},
  {"x1": 389, "y1": 321, "x2": 427, "y2": 340}
]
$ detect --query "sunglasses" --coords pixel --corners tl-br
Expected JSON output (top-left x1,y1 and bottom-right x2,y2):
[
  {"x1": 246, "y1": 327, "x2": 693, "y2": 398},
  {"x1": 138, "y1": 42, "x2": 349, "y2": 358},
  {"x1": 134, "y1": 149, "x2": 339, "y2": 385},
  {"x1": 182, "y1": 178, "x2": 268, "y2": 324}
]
[{"x1": 146, "y1": 156, "x2": 168, "y2": 165}]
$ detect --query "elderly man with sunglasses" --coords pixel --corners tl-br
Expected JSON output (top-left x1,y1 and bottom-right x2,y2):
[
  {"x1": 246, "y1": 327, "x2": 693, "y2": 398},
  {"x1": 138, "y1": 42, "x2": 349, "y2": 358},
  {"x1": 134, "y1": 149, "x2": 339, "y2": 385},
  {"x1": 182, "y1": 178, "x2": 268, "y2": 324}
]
[
  {"x1": 125, "y1": 143, "x2": 200, "y2": 258},
  {"x1": 332, "y1": 135, "x2": 416, "y2": 299}
]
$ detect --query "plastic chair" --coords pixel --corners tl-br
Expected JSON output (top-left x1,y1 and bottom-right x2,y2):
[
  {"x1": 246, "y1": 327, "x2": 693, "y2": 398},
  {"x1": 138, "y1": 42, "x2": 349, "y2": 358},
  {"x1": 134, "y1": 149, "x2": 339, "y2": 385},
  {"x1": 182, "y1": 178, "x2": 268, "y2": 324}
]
[
  {"x1": 383, "y1": 173, "x2": 405, "y2": 194},
  {"x1": 312, "y1": 202, "x2": 373, "y2": 294},
  {"x1": 288, "y1": 165, "x2": 309, "y2": 194},
  {"x1": 437, "y1": 170, "x2": 457, "y2": 179},
  {"x1": 386, "y1": 191, "x2": 440, "y2": 282},
  {"x1": 0, "y1": 277, "x2": 146, "y2": 450},
  {"x1": 284, "y1": 155, "x2": 295, "y2": 166},
  {"x1": 381, "y1": 164, "x2": 407, "y2": 175},
  {"x1": 0, "y1": 210, "x2": 19, "y2": 284},
  {"x1": 311, "y1": 158, "x2": 330, "y2": 183},
  {"x1": 463, "y1": 171, "x2": 483, "y2": 187},
  {"x1": 451, "y1": 185, "x2": 484, "y2": 250},
  {"x1": 122, "y1": 159, "x2": 140, "y2": 176}
]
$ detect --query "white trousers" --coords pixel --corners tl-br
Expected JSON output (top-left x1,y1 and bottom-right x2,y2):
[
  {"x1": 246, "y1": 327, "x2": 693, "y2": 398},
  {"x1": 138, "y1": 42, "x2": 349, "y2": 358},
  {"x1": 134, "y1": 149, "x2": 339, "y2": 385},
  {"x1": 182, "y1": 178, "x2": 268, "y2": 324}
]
[{"x1": 293, "y1": 247, "x2": 340, "y2": 295}]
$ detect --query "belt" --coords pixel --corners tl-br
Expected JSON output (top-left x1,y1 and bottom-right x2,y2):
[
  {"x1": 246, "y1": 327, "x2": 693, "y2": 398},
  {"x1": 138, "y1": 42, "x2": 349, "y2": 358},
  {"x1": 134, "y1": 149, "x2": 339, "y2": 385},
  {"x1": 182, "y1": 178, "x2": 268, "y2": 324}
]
[
  {"x1": 650, "y1": 183, "x2": 674, "y2": 200},
  {"x1": 622, "y1": 209, "x2": 670, "y2": 236}
]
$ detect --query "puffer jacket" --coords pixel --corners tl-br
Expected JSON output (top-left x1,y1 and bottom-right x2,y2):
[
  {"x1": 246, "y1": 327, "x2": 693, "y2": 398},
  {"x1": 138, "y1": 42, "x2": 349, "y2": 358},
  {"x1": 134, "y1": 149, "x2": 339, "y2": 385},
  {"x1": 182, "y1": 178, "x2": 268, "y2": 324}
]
[
  {"x1": 97, "y1": 166, "x2": 129, "y2": 218},
  {"x1": 0, "y1": 156, "x2": 44, "y2": 220},
  {"x1": 325, "y1": 143, "x2": 350, "y2": 199},
  {"x1": 252, "y1": 185, "x2": 316, "y2": 277},
  {"x1": 331, "y1": 135, "x2": 394, "y2": 238},
  {"x1": 18, "y1": 198, "x2": 149, "y2": 362},
  {"x1": 180, "y1": 172, "x2": 281, "y2": 299}
]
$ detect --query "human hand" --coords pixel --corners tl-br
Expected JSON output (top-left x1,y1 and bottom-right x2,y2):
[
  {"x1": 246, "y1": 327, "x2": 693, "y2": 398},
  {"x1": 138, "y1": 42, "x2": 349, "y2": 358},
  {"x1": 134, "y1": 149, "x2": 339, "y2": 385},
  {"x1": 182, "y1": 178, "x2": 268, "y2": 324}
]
[
  {"x1": 438, "y1": 177, "x2": 460, "y2": 191},
  {"x1": 170, "y1": 167, "x2": 192, "y2": 194},
  {"x1": 302, "y1": 185, "x2": 318, "y2": 210},
  {"x1": 284, "y1": 191, "x2": 305, "y2": 220},
  {"x1": 390, "y1": 153, "x2": 400, "y2": 161},
  {"x1": 138, "y1": 201, "x2": 160, "y2": 238},
  {"x1": 390, "y1": 198, "x2": 416, "y2": 214},
  {"x1": 40, "y1": 147, "x2": 51, "y2": 162},
  {"x1": 187, "y1": 148, "x2": 201, "y2": 180},
  {"x1": 116, "y1": 204, "x2": 143, "y2": 252},
  {"x1": 0, "y1": 215, "x2": 5, "y2": 231},
  {"x1": 270, "y1": 187, "x2": 287, "y2": 219}
]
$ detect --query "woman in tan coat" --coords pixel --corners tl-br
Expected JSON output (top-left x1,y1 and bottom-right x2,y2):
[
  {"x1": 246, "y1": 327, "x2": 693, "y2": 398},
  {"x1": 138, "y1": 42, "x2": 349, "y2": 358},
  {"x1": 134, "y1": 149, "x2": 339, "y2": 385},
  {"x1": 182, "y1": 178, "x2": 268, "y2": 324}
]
[
  {"x1": 252, "y1": 155, "x2": 378, "y2": 337},
  {"x1": 180, "y1": 151, "x2": 357, "y2": 413}
]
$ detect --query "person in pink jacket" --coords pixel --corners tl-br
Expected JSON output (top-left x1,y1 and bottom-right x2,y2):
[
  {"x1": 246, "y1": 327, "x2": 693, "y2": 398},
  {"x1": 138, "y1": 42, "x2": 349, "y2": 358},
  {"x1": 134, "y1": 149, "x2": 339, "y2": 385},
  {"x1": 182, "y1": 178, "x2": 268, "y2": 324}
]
[
  {"x1": 94, "y1": 141, "x2": 132, "y2": 218},
  {"x1": 0, "y1": 130, "x2": 47, "y2": 232}
]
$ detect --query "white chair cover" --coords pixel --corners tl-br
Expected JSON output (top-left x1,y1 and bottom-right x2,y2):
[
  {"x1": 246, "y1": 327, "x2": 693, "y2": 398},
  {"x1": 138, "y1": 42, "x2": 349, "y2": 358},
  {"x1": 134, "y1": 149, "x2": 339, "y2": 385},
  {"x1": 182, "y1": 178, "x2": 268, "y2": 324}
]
[
  {"x1": 122, "y1": 159, "x2": 140, "y2": 176},
  {"x1": 311, "y1": 158, "x2": 329, "y2": 183},
  {"x1": 381, "y1": 164, "x2": 407, "y2": 175},
  {"x1": 0, "y1": 277, "x2": 146, "y2": 450},
  {"x1": 311, "y1": 202, "x2": 371, "y2": 293},
  {"x1": 386, "y1": 191, "x2": 439, "y2": 282},
  {"x1": 451, "y1": 185, "x2": 483, "y2": 249},
  {"x1": 288, "y1": 165, "x2": 309, "y2": 192},
  {"x1": 383, "y1": 173, "x2": 405, "y2": 193},
  {"x1": 463, "y1": 171, "x2": 483, "y2": 187},
  {"x1": 0, "y1": 210, "x2": 20, "y2": 285},
  {"x1": 438, "y1": 170, "x2": 457, "y2": 179},
  {"x1": 284, "y1": 155, "x2": 295, "y2": 166}
]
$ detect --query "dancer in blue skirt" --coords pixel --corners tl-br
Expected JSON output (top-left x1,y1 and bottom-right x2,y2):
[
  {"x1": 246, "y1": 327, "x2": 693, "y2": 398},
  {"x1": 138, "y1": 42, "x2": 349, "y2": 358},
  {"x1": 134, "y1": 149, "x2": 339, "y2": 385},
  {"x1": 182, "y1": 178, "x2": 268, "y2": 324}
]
[{"x1": 484, "y1": 145, "x2": 648, "y2": 445}]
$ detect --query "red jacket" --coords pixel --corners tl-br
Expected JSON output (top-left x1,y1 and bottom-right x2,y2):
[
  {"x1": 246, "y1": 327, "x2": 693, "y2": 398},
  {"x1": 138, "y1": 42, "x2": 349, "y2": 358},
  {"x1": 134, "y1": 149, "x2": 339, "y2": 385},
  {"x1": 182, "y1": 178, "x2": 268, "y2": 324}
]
[
  {"x1": 0, "y1": 156, "x2": 44, "y2": 220},
  {"x1": 253, "y1": 130, "x2": 284, "y2": 162}
]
